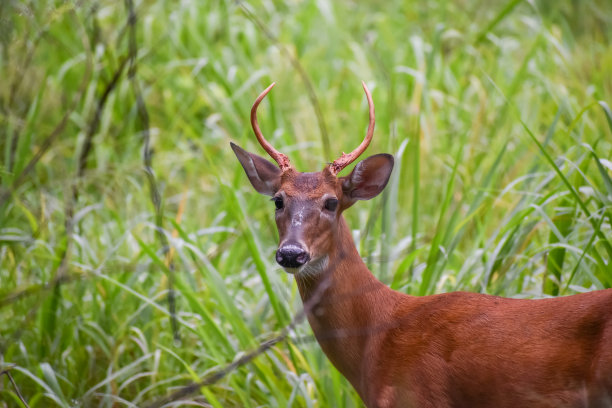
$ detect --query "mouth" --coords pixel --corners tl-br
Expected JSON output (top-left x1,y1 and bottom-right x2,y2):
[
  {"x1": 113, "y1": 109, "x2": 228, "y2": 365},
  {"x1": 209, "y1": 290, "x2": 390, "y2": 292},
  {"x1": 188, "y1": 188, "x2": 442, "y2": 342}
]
[{"x1": 281, "y1": 255, "x2": 329, "y2": 276}]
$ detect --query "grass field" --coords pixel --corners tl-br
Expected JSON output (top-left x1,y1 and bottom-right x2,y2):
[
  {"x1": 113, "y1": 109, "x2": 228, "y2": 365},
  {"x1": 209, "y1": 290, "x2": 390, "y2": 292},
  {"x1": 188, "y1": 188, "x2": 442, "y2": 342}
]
[{"x1": 1, "y1": 0, "x2": 612, "y2": 406}]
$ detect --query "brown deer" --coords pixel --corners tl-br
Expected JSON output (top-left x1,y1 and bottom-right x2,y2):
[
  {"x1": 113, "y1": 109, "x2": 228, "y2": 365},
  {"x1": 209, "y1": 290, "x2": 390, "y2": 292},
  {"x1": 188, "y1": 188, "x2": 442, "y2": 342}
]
[{"x1": 231, "y1": 82, "x2": 612, "y2": 408}]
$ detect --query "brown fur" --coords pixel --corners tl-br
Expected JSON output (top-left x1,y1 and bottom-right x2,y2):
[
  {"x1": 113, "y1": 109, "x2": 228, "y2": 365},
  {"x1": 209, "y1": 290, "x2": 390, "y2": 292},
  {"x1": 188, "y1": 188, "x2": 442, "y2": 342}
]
[{"x1": 298, "y1": 214, "x2": 612, "y2": 408}]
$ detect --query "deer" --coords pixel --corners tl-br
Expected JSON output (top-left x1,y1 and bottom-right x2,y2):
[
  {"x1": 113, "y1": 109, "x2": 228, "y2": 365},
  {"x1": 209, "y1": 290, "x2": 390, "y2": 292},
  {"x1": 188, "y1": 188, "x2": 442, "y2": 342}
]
[{"x1": 230, "y1": 82, "x2": 612, "y2": 408}]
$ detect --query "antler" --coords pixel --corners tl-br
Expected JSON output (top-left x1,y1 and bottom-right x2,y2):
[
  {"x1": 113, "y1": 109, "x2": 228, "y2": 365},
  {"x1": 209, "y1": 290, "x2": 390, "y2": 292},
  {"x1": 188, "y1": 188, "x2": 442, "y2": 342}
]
[
  {"x1": 251, "y1": 83, "x2": 292, "y2": 171},
  {"x1": 329, "y1": 81, "x2": 375, "y2": 176}
]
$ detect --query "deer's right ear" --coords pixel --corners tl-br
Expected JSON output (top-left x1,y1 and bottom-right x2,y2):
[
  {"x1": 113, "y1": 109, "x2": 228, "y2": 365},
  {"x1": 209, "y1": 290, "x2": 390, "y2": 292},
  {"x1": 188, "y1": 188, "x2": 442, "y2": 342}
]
[{"x1": 231, "y1": 142, "x2": 281, "y2": 196}]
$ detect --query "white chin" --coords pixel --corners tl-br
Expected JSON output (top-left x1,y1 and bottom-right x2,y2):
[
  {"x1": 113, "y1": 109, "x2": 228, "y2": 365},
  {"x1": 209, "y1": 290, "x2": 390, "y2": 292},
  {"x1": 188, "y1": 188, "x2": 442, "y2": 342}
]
[
  {"x1": 283, "y1": 267, "x2": 300, "y2": 275},
  {"x1": 282, "y1": 256, "x2": 328, "y2": 276}
]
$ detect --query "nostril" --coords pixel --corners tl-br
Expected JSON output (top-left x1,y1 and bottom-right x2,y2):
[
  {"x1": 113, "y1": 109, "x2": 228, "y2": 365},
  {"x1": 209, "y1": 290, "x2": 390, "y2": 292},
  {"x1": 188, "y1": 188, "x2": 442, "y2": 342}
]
[
  {"x1": 276, "y1": 245, "x2": 310, "y2": 268},
  {"x1": 296, "y1": 252, "x2": 310, "y2": 264}
]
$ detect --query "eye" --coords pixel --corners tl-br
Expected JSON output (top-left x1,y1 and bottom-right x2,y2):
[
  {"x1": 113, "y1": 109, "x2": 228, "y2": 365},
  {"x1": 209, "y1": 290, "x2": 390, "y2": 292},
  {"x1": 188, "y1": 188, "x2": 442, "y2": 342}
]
[
  {"x1": 324, "y1": 198, "x2": 338, "y2": 211},
  {"x1": 272, "y1": 196, "x2": 284, "y2": 210}
]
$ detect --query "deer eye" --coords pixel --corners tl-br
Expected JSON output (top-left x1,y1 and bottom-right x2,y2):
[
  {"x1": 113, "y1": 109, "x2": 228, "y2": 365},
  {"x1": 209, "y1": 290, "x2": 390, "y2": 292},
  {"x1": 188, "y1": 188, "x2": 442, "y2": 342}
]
[
  {"x1": 272, "y1": 196, "x2": 284, "y2": 210},
  {"x1": 324, "y1": 198, "x2": 338, "y2": 211}
]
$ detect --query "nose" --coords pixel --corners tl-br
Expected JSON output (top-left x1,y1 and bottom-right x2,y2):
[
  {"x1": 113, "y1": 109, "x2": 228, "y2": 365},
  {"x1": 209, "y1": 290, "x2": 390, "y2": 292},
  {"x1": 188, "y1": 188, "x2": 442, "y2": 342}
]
[{"x1": 276, "y1": 244, "x2": 310, "y2": 268}]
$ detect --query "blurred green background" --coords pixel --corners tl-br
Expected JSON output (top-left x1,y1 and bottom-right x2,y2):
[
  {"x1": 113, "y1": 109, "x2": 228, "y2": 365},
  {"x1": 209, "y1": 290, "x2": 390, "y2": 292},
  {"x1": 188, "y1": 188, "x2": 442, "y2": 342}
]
[{"x1": 1, "y1": 0, "x2": 611, "y2": 406}]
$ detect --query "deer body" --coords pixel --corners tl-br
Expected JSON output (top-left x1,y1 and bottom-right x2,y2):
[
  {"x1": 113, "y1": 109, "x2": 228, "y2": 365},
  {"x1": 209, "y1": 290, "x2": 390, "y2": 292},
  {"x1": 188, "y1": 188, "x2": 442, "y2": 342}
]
[
  {"x1": 232, "y1": 82, "x2": 612, "y2": 407},
  {"x1": 296, "y1": 213, "x2": 612, "y2": 408}
]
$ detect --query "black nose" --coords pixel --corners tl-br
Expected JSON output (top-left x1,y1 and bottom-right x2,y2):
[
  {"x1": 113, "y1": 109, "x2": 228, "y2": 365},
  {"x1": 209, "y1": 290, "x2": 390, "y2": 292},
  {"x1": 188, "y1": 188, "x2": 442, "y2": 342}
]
[{"x1": 276, "y1": 245, "x2": 310, "y2": 268}]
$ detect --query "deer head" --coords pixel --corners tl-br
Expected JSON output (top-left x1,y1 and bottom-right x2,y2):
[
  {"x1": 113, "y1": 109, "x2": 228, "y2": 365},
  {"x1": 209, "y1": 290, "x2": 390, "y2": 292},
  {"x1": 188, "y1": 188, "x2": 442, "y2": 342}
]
[{"x1": 231, "y1": 82, "x2": 393, "y2": 275}]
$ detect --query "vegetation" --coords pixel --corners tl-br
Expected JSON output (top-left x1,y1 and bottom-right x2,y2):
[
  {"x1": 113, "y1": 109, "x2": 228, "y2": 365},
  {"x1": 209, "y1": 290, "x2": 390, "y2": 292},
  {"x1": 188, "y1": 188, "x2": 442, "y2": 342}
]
[{"x1": 1, "y1": 0, "x2": 611, "y2": 406}]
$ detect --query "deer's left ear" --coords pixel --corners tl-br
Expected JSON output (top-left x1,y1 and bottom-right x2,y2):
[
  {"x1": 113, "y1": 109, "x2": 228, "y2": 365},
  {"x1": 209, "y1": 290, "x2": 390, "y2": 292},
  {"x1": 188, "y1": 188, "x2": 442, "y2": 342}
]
[
  {"x1": 340, "y1": 154, "x2": 394, "y2": 206},
  {"x1": 231, "y1": 142, "x2": 281, "y2": 196}
]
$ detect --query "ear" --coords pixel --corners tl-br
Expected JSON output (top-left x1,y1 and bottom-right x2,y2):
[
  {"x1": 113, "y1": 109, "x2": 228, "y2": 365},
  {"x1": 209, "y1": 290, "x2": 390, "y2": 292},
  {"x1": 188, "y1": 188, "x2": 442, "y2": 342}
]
[
  {"x1": 341, "y1": 154, "x2": 394, "y2": 206},
  {"x1": 231, "y1": 142, "x2": 281, "y2": 196}
]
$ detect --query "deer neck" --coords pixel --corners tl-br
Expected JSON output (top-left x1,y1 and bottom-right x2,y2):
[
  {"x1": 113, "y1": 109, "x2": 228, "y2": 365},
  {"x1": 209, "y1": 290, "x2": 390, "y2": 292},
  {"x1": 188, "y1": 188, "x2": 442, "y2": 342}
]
[{"x1": 294, "y1": 216, "x2": 400, "y2": 390}]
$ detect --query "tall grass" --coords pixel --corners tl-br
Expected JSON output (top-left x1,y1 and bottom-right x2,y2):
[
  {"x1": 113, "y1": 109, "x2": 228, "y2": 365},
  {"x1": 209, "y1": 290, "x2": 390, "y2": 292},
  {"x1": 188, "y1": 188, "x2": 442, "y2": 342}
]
[{"x1": 1, "y1": 0, "x2": 611, "y2": 406}]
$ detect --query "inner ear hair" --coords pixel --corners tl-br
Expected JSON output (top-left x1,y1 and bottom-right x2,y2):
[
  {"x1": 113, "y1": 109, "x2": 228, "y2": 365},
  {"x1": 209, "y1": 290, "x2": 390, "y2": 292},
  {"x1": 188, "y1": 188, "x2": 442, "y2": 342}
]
[{"x1": 342, "y1": 153, "x2": 394, "y2": 201}]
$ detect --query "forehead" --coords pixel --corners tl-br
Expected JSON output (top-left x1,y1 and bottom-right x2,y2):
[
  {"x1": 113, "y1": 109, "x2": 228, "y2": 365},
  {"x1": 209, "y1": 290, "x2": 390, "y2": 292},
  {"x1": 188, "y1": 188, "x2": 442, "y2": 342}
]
[{"x1": 280, "y1": 169, "x2": 339, "y2": 197}]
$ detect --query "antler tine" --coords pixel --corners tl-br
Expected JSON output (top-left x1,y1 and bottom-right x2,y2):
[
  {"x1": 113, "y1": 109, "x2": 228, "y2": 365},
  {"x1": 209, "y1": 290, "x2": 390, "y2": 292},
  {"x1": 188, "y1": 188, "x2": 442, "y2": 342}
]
[
  {"x1": 251, "y1": 83, "x2": 292, "y2": 171},
  {"x1": 330, "y1": 81, "x2": 375, "y2": 176}
]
